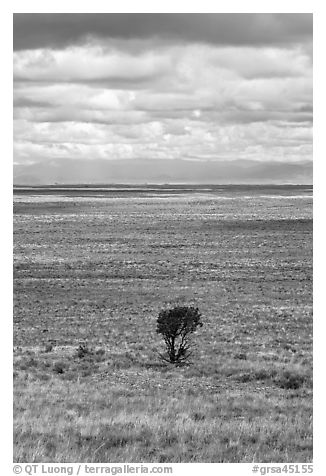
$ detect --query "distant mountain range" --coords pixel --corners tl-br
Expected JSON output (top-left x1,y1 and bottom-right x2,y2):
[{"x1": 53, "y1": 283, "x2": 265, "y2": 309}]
[{"x1": 13, "y1": 158, "x2": 313, "y2": 185}]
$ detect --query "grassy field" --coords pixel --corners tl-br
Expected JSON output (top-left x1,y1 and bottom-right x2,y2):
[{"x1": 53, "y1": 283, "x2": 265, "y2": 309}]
[{"x1": 13, "y1": 185, "x2": 313, "y2": 463}]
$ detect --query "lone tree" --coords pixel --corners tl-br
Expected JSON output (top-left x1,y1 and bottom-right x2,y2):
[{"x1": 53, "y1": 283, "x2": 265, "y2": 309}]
[{"x1": 156, "y1": 306, "x2": 203, "y2": 364}]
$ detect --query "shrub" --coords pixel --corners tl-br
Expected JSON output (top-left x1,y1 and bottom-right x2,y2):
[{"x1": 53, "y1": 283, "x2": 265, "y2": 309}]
[
  {"x1": 95, "y1": 348, "x2": 105, "y2": 357},
  {"x1": 156, "y1": 306, "x2": 203, "y2": 364},
  {"x1": 19, "y1": 357, "x2": 38, "y2": 370},
  {"x1": 53, "y1": 361, "x2": 66, "y2": 374},
  {"x1": 44, "y1": 343, "x2": 54, "y2": 353},
  {"x1": 274, "y1": 369, "x2": 309, "y2": 390},
  {"x1": 234, "y1": 352, "x2": 247, "y2": 360},
  {"x1": 94, "y1": 348, "x2": 106, "y2": 362},
  {"x1": 76, "y1": 343, "x2": 92, "y2": 359}
]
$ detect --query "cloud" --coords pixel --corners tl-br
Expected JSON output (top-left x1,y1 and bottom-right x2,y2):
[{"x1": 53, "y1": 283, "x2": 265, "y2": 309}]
[
  {"x1": 14, "y1": 43, "x2": 311, "y2": 85},
  {"x1": 13, "y1": 13, "x2": 312, "y2": 51},
  {"x1": 14, "y1": 46, "x2": 173, "y2": 83},
  {"x1": 13, "y1": 14, "x2": 313, "y2": 183},
  {"x1": 14, "y1": 106, "x2": 150, "y2": 125},
  {"x1": 13, "y1": 116, "x2": 312, "y2": 166},
  {"x1": 15, "y1": 82, "x2": 129, "y2": 108},
  {"x1": 14, "y1": 43, "x2": 312, "y2": 115}
]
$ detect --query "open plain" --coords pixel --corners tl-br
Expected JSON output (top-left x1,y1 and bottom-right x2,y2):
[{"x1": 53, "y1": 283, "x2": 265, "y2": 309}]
[{"x1": 13, "y1": 185, "x2": 313, "y2": 463}]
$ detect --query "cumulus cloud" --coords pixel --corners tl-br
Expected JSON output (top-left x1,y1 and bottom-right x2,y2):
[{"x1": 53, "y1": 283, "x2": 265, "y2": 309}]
[
  {"x1": 14, "y1": 46, "x2": 173, "y2": 83},
  {"x1": 13, "y1": 14, "x2": 313, "y2": 183}
]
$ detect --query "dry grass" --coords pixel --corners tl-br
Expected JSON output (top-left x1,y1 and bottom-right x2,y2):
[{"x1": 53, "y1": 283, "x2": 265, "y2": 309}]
[
  {"x1": 14, "y1": 353, "x2": 312, "y2": 463},
  {"x1": 13, "y1": 186, "x2": 313, "y2": 462}
]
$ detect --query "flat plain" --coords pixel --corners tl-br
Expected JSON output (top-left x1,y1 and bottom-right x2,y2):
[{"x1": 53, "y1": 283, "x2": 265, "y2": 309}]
[{"x1": 13, "y1": 184, "x2": 313, "y2": 463}]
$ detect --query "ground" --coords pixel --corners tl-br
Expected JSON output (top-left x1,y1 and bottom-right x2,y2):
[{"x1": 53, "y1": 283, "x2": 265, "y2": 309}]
[{"x1": 13, "y1": 185, "x2": 313, "y2": 463}]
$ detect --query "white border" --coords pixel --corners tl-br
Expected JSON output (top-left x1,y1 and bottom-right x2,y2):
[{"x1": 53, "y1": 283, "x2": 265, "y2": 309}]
[{"x1": 4, "y1": 3, "x2": 322, "y2": 475}]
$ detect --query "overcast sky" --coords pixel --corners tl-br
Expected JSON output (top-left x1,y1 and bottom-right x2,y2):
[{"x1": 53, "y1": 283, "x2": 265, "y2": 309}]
[{"x1": 13, "y1": 13, "x2": 313, "y2": 184}]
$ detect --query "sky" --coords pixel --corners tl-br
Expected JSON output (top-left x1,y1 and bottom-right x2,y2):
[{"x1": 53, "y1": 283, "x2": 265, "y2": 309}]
[{"x1": 13, "y1": 13, "x2": 313, "y2": 184}]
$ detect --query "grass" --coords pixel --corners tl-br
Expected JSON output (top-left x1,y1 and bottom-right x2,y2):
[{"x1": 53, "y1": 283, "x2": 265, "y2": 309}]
[
  {"x1": 13, "y1": 186, "x2": 313, "y2": 462},
  {"x1": 13, "y1": 348, "x2": 312, "y2": 462},
  {"x1": 14, "y1": 346, "x2": 312, "y2": 463}
]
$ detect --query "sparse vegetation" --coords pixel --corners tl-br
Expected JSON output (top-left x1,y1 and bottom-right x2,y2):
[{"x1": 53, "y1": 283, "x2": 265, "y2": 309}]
[
  {"x1": 44, "y1": 343, "x2": 53, "y2": 353},
  {"x1": 52, "y1": 361, "x2": 65, "y2": 374},
  {"x1": 274, "y1": 367, "x2": 311, "y2": 390},
  {"x1": 76, "y1": 343, "x2": 92, "y2": 359},
  {"x1": 13, "y1": 186, "x2": 313, "y2": 462}
]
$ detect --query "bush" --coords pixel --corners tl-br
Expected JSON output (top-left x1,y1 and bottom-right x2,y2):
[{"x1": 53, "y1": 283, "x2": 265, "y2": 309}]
[
  {"x1": 156, "y1": 306, "x2": 203, "y2": 364},
  {"x1": 44, "y1": 343, "x2": 54, "y2": 353},
  {"x1": 94, "y1": 348, "x2": 106, "y2": 361},
  {"x1": 53, "y1": 361, "x2": 66, "y2": 374},
  {"x1": 19, "y1": 357, "x2": 38, "y2": 370},
  {"x1": 76, "y1": 343, "x2": 92, "y2": 359},
  {"x1": 274, "y1": 369, "x2": 309, "y2": 390},
  {"x1": 234, "y1": 352, "x2": 247, "y2": 360}
]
